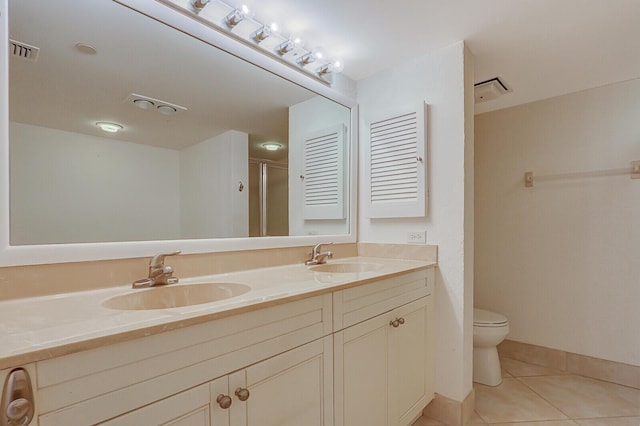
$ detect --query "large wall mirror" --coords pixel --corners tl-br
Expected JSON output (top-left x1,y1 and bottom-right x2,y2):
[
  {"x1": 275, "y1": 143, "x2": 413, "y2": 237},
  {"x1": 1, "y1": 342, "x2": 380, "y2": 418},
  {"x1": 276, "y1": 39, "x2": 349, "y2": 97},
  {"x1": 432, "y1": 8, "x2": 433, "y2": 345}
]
[{"x1": 0, "y1": 0, "x2": 356, "y2": 266}]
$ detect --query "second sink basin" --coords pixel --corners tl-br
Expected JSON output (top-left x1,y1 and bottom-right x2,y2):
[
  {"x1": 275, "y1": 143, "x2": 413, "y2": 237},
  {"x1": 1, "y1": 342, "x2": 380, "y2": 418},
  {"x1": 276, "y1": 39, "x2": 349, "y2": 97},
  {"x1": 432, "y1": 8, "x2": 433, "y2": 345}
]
[
  {"x1": 103, "y1": 282, "x2": 251, "y2": 310},
  {"x1": 309, "y1": 262, "x2": 383, "y2": 274}
]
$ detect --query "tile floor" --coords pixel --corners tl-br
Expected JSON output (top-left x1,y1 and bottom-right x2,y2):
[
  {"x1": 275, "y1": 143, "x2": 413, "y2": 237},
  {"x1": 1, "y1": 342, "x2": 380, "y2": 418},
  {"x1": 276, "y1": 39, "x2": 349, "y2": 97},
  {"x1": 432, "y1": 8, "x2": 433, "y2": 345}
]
[{"x1": 413, "y1": 357, "x2": 640, "y2": 425}]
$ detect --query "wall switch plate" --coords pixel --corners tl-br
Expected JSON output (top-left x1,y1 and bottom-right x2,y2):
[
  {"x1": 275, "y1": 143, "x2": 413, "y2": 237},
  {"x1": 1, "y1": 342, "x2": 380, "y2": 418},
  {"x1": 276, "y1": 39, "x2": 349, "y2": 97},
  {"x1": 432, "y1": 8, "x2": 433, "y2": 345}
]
[{"x1": 406, "y1": 231, "x2": 427, "y2": 244}]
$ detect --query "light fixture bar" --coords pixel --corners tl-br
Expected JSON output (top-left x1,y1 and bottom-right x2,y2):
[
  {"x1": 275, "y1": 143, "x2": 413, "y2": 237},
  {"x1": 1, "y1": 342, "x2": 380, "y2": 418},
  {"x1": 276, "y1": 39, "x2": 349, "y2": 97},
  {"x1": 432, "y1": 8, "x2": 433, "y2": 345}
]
[{"x1": 157, "y1": 0, "x2": 343, "y2": 86}]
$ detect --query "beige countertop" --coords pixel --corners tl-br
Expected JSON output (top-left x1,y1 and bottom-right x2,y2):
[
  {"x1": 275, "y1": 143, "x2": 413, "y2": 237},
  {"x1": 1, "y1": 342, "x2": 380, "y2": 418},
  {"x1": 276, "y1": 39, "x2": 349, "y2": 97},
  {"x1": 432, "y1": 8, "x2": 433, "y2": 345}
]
[{"x1": 0, "y1": 256, "x2": 435, "y2": 370}]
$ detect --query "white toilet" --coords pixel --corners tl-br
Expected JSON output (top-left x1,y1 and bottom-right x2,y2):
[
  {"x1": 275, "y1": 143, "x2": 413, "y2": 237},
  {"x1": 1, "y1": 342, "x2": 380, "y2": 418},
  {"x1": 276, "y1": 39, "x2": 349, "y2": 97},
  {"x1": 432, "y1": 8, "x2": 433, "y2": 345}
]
[{"x1": 473, "y1": 308, "x2": 509, "y2": 386}]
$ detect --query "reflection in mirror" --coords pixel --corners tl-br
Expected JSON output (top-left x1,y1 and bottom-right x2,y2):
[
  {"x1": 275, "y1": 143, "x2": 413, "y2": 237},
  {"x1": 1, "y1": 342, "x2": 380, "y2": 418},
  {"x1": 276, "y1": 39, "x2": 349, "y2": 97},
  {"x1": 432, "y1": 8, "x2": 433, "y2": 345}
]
[{"x1": 8, "y1": 0, "x2": 350, "y2": 245}]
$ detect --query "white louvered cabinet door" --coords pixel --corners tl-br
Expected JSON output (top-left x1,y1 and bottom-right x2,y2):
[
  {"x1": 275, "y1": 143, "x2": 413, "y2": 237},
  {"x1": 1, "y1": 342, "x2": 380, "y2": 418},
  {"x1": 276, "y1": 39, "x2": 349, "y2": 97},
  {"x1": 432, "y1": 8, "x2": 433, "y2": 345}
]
[
  {"x1": 365, "y1": 102, "x2": 427, "y2": 218},
  {"x1": 302, "y1": 124, "x2": 347, "y2": 220}
]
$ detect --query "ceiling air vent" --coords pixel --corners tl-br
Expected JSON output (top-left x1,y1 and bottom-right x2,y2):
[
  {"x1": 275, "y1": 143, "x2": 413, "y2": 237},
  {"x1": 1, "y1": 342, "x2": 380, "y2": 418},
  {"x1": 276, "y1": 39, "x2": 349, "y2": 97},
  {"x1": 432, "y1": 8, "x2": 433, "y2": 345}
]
[
  {"x1": 474, "y1": 77, "x2": 511, "y2": 104},
  {"x1": 9, "y1": 39, "x2": 40, "y2": 62}
]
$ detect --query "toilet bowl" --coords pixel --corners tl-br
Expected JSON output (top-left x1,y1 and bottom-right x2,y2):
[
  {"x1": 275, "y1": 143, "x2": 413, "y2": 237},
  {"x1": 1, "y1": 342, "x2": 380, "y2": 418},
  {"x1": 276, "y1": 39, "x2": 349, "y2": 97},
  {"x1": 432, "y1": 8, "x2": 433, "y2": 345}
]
[{"x1": 473, "y1": 308, "x2": 509, "y2": 386}]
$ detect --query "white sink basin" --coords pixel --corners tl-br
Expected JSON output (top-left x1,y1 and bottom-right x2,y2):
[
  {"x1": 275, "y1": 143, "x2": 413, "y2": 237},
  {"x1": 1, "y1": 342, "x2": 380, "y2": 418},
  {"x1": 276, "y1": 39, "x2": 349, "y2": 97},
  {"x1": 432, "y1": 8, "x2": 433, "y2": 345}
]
[
  {"x1": 309, "y1": 262, "x2": 383, "y2": 274},
  {"x1": 103, "y1": 283, "x2": 251, "y2": 310}
]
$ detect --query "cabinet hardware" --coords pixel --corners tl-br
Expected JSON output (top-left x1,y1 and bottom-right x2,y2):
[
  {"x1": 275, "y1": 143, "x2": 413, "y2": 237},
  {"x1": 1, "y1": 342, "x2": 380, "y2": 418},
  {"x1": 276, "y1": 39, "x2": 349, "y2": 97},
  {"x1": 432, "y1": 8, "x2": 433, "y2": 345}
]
[
  {"x1": 235, "y1": 387, "x2": 250, "y2": 401},
  {"x1": 216, "y1": 394, "x2": 232, "y2": 409},
  {"x1": 389, "y1": 317, "x2": 406, "y2": 328}
]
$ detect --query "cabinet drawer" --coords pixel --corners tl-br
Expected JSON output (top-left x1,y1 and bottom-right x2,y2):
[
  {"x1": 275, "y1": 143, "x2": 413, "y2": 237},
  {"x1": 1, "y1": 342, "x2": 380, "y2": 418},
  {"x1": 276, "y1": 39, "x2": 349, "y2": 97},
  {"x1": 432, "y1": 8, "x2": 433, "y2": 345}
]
[
  {"x1": 333, "y1": 269, "x2": 433, "y2": 330},
  {"x1": 99, "y1": 384, "x2": 211, "y2": 426},
  {"x1": 37, "y1": 294, "x2": 332, "y2": 426}
]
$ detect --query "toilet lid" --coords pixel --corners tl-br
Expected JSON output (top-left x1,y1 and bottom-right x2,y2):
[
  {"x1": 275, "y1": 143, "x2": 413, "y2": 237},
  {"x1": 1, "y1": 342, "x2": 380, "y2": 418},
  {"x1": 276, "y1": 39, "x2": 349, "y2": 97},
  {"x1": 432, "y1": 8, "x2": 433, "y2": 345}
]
[{"x1": 474, "y1": 308, "x2": 508, "y2": 326}]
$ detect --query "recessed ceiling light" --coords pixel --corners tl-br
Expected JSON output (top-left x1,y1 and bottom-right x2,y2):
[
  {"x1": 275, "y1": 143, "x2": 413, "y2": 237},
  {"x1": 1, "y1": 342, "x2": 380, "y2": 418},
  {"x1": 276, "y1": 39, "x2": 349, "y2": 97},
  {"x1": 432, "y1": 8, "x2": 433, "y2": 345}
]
[
  {"x1": 75, "y1": 43, "x2": 97, "y2": 55},
  {"x1": 262, "y1": 142, "x2": 282, "y2": 151},
  {"x1": 96, "y1": 122, "x2": 123, "y2": 133},
  {"x1": 157, "y1": 105, "x2": 177, "y2": 115},
  {"x1": 133, "y1": 99, "x2": 154, "y2": 110}
]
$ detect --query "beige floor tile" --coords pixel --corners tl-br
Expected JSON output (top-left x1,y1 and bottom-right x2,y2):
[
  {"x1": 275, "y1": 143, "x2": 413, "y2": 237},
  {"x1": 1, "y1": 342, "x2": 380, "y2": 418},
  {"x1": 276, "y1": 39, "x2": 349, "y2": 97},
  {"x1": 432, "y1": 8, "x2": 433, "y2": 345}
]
[
  {"x1": 471, "y1": 410, "x2": 487, "y2": 424},
  {"x1": 520, "y1": 375, "x2": 640, "y2": 418},
  {"x1": 475, "y1": 378, "x2": 569, "y2": 423},
  {"x1": 575, "y1": 417, "x2": 640, "y2": 426},
  {"x1": 501, "y1": 357, "x2": 567, "y2": 377},
  {"x1": 492, "y1": 421, "x2": 578, "y2": 426},
  {"x1": 411, "y1": 416, "x2": 444, "y2": 425}
]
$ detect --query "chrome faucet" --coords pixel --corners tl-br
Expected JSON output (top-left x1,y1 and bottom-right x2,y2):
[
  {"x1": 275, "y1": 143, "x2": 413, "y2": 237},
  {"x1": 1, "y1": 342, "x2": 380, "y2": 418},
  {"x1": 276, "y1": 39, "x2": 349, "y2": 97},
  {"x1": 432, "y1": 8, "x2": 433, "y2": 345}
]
[
  {"x1": 305, "y1": 243, "x2": 333, "y2": 266},
  {"x1": 132, "y1": 250, "x2": 181, "y2": 288}
]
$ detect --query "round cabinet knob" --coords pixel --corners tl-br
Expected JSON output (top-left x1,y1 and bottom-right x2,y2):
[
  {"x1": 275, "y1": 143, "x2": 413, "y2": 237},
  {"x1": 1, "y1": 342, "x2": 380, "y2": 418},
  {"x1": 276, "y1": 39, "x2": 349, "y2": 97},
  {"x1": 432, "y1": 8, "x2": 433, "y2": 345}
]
[
  {"x1": 6, "y1": 398, "x2": 32, "y2": 424},
  {"x1": 389, "y1": 319, "x2": 400, "y2": 328},
  {"x1": 235, "y1": 387, "x2": 250, "y2": 401},
  {"x1": 398, "y1": 317, "x2": 405, "y2": 325},
  {"x1": 216, "y1": 394, "x2": 232, "y2": 409}
]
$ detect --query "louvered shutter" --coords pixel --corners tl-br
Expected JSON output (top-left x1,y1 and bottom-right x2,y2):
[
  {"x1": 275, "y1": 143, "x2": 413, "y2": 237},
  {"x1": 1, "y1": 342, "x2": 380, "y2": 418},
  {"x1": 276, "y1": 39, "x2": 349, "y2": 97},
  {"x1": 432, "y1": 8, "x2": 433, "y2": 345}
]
[
  {"x1": 302, "y1": 124, "x2": 346, "y2": 220},
  {"x1": 365, "y1": 102, "x2": 427, "y2": 218}
]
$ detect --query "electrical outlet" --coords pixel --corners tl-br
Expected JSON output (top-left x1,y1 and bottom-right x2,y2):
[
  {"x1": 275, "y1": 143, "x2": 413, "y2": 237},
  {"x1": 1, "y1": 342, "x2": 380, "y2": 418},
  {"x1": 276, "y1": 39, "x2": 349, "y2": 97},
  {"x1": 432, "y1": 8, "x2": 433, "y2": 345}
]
[{"x1": 406, "y1": 231, "x2": 427, "y2": 244}]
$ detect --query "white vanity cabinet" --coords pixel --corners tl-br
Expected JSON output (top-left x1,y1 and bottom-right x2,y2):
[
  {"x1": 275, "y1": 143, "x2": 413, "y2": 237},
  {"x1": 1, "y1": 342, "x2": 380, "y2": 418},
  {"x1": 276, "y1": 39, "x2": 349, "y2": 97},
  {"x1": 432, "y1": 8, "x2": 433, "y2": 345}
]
[
  {"x1": 211, "y1": 336, "x2": 333, "y2": 426},
  {"x1": 104, "y1": 336, "x2": 333, "y2": 426},
  {"x1": 36, "y1": 294, "x2": 332, "y2": 426},
  {"x1": 333, "y1": 269, "x2": 434, "y2": 426},
  {"x1": 13, "y1": 265, "x2": 434, "y2": 426}
]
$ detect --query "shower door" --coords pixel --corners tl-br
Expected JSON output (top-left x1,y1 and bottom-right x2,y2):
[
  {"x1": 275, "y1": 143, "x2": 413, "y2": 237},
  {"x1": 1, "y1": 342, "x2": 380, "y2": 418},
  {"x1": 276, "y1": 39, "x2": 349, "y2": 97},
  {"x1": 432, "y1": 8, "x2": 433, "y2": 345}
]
[{"x1": 249, "y1": 161, "x2": 288, "y2": 237}]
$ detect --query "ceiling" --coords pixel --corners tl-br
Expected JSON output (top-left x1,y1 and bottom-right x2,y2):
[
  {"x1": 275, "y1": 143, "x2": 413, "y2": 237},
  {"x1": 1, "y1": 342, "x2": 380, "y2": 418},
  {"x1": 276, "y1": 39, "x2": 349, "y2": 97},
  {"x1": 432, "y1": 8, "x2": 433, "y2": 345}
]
[
  {"x1": 223, "y1": 0, "x2": 640, "y2": 114},
  {"x1": 9, "y1": 0, "x2": 640, "y2": 151}
]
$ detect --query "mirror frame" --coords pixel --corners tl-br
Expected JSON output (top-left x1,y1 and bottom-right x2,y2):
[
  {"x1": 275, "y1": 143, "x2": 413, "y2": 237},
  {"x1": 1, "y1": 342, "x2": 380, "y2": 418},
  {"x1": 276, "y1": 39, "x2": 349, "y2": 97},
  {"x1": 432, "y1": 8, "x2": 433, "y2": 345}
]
[{"x1": 0, "y1": 0, "x2": 358, "y2": 266}]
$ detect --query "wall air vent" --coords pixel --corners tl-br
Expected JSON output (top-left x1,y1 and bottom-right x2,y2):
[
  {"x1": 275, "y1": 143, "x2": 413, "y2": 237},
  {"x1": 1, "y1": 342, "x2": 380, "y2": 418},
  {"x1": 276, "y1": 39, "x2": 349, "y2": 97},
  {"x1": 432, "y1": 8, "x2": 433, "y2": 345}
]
[
  {"x1": 474, "y1": 77, "x2": 511, "y2": 103},
  {"x1": 9, "y1": 39, "x2": 40, "y2": 62}
]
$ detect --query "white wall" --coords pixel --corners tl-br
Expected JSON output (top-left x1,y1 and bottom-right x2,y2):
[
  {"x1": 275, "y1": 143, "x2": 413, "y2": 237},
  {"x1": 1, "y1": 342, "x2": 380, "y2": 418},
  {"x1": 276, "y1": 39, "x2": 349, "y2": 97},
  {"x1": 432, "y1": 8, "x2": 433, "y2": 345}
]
[
  {"x1": 288, "y1": 96, "x2": 351, "y2": 236},
  {"x1": 179, "y1": 130, "x2": 248, "y2": 239},
  {"x1": 10, "y1": 122, "x2": 180, "y2": 244},
  {"x1": 358, "y1": 42, "x2": 474, "y2": 402},
  {"x1": 475, "y1": 78, "x2": 640, "y2": 366}
]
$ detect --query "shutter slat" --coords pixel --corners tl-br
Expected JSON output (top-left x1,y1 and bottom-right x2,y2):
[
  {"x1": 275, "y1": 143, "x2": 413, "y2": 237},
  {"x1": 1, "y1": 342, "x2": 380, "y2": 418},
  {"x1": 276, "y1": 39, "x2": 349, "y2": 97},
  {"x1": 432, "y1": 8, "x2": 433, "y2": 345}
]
[
  {"x1": 366, "y1": 102, "x2": 427, "y2": 218},
  {"x1": 302, "y1": 124, "x2": 346, "y2": 220}
]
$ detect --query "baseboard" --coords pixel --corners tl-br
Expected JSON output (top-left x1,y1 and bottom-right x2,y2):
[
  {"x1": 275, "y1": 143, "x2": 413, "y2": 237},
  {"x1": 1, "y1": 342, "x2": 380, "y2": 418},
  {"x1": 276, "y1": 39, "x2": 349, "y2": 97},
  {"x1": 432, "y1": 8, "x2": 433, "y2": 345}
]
[
  {"x1": 422, "y1": 388, "x2": 475, "y2": 426},
  {"x1": 498, "y1": 339, "x2": 640, "y2": 390}
]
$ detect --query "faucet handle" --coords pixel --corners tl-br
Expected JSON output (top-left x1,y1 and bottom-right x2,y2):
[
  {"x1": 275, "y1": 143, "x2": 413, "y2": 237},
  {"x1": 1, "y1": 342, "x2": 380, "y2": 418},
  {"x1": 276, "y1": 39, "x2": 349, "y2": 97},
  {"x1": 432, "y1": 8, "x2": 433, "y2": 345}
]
[
  {"x1": 313, "y1": 242, "x2": 333, "y2": 252},
  {"x1": 149, "y1": 250, "x2": 181, "y2": 267}
]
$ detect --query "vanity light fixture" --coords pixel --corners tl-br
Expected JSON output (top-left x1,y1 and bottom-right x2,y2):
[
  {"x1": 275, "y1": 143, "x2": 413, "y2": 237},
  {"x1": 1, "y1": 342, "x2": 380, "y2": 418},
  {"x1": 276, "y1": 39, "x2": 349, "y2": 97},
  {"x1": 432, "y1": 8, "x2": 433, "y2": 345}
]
[
  {"x1": 192, "y1": 0, "x2": 210, "y2": 13},
  {"x1": 96, "y1": 122, "x2": 123, "y2": 133},
  {"x1": 297, "y1": 52, "x2": 316, "y2": 67},
  {"x1": 224, "y1": 8, "x2": 246, "y2": 28},
  {"x1": 158, "y1": 0, "x2": 344, "y2": 85},
  {"x1": 262, "y1": 142, "x2": 282, "y2": 151},
  {"x1": 251, "y1": 25, "x2": 271, "y2": 43},
  {"x1": 318, "y1": 59, "x2": 345, "y2": 76}
]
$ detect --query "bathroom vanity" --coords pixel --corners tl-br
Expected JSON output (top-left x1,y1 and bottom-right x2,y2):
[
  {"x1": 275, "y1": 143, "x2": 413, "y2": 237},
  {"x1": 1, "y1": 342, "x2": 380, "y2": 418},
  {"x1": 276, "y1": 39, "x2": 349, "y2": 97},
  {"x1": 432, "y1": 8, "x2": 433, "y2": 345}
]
[{"x1": 0, "y1": 258, "x2": 435, "y2": 426}]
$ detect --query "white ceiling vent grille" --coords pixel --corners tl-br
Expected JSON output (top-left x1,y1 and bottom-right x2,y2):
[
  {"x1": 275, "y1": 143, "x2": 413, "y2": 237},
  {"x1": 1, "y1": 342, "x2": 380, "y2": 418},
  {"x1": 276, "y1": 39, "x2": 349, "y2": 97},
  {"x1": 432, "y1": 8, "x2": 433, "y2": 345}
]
[
  {"x1": 474, "y1": 77, "x2": 511, "y2": 103},
  {"x1": 302, "y1": 124, "x2": 346, "y2": 220},
  {"x1": 365, "y1": 102, "x2": 427, "y2": 218},
  {"x1": 9, "y1": 39, "x2": 40, "y2": 62}
]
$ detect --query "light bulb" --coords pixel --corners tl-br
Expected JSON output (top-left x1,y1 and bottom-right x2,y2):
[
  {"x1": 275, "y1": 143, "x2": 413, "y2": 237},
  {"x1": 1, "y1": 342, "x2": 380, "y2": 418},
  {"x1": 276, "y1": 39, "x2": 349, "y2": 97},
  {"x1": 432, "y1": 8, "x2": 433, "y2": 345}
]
[
  {"x1": 96, "y1": 122, "x2": 123, "y2": 133},
  {"x1": 262, "y1": 142, "x2": 282, "y2": 151},
  {"x1": 331, "y1": 59, "x2": 344, "y2": 73},
  {"x1": 270, "y1": 22, "x2": 279, "y2": 32}
]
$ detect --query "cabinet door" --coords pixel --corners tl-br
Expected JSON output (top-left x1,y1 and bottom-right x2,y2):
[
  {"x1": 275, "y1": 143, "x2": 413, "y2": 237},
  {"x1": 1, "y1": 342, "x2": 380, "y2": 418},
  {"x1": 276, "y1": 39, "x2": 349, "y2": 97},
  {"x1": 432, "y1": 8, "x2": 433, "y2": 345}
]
[
  {"x1": 100, "y1": 384, "x2": 212, "y2": 426},
  {"x1": 210, "y1": 376, "x2": 231, "y2": 426},
  {"x1": 229, "y1": 336, "x2": 333, "y2": 426},
  {"x1": 334, "y1": 312, "x2": 391, "y2": 426},
  {"x1": 389, "y1": 297, "x2": 432, "y2": 425}
]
